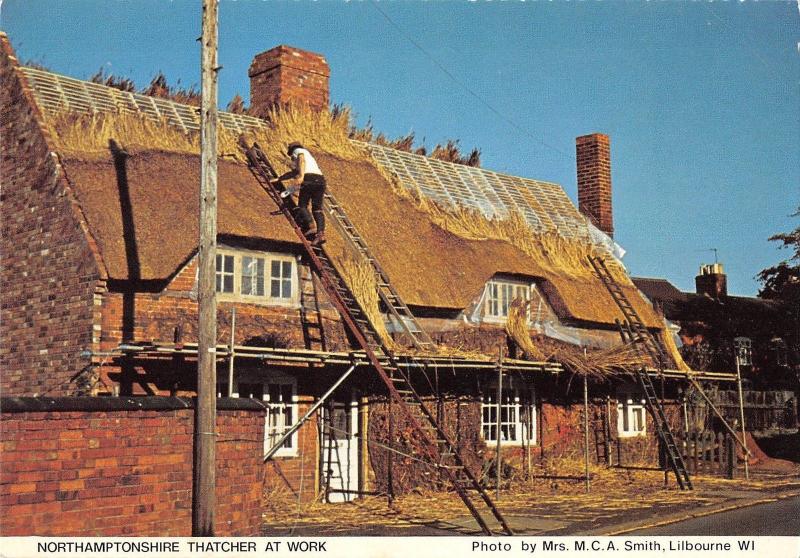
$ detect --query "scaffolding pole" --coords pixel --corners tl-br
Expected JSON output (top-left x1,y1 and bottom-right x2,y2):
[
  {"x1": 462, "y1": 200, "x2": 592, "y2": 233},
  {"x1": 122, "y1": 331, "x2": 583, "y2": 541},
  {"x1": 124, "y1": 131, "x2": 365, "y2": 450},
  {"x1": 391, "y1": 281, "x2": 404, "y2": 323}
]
[
  {"x1": 583, "y1": 374, "x2": 590, "y2": 493},
  {"x1": 735, "y1": 356, "x2": 750, "y2": 480},
  {"x1": 495, "y1": 348, "x2": 503, "y2": 500},
  {"x1": 227, "y1": 307, "x2": 236, "y2": 397}
]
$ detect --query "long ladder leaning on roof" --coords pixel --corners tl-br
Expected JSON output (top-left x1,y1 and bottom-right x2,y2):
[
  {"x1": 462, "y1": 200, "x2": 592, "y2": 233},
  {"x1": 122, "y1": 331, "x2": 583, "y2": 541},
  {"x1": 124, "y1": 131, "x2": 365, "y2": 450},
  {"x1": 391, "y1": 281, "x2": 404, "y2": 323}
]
[
  {"x1": 587, "y1": 255, "x2": 693, "y2": 490},
  {"x1": 322, "y1": 185, "x2": 435, "y2": 352},
  {"x1": 244, "y1": 142, "x2": 512, "y2": 535}
]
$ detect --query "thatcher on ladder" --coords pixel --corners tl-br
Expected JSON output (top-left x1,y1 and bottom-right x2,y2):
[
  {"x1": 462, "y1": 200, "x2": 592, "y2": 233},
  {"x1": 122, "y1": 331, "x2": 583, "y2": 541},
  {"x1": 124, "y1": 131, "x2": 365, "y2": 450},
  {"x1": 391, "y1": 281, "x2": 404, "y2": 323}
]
[{"x1": 280, "y1": 142, "x2": 327, "y2": 246}]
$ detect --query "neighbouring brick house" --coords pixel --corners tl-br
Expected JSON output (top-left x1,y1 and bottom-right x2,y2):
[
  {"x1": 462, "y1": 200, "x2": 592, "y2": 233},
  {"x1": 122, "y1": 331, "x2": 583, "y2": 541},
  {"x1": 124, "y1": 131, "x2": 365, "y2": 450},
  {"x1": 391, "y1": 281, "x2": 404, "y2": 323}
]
[
  {"x1": 634, "y1": 267, "x2": 799, "y2": 431},
  {"x1": 1, "y1": 32, "x2": 738, "y2": 521}
]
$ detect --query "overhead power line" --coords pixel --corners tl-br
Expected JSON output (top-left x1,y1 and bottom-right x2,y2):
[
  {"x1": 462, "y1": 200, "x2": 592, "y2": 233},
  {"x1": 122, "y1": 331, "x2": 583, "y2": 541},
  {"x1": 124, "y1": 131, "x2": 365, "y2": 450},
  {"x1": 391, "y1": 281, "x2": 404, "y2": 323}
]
[{"x1": 369, "y1": 0, "x2": 570, "y2": 160}]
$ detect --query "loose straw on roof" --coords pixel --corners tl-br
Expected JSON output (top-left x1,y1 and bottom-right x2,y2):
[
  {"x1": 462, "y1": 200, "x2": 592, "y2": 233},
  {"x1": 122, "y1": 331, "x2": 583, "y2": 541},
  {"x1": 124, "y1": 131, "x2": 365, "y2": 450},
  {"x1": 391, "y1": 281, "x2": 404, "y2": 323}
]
[{"x1": 505, "y1": 299, "x2": 646, "y2": 379}]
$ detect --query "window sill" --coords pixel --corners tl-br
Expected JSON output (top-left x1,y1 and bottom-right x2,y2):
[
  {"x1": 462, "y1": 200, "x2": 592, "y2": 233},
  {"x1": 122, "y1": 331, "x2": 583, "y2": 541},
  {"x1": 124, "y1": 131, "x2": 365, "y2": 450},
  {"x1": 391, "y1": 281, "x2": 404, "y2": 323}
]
[
  {"x1": 617, "y1": 431, "x2": 647, "y2": 439},
  {"x1": 482, "y1": 440, "x2": 538, "y2": 447},
  {"x1": 267, "y1": 449, "x2": 299, "y2": 458},
  {"x1": 217, "y1": 295, "x2": 300, "y2": 309}
]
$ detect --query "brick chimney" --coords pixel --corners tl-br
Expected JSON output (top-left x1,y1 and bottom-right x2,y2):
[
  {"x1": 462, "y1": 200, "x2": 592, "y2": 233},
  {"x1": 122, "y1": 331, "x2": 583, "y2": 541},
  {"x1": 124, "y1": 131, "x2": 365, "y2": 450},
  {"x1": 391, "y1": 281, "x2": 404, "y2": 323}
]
[
  {"x1": 576, "y1": 133, "x2": 614, "y2": 237},
  {"x1": 248, "y1": 45, "x2": 330, "y2": 118},
  {"x1": 695, "y1": 263, "x2": 728, "y2": 299}
]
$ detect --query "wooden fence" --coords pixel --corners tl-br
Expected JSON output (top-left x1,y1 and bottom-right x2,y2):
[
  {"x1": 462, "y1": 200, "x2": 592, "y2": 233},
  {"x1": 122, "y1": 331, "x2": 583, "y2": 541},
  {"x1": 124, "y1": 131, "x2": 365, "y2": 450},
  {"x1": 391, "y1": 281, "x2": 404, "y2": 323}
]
[
  {"x1": 673, "y1": 431, "x2": 738, "y2": 479},
  {"x1": 711, "y1": 390, "x2": 797, "y2": 432}
]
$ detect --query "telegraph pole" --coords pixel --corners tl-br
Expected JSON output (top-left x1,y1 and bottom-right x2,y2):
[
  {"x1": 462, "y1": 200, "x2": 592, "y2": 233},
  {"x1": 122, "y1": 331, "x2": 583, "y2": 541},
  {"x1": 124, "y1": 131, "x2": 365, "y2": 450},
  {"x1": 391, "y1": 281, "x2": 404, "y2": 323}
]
[{"x1": 193, "y1": 0, "x2": 218, "y2": 536}]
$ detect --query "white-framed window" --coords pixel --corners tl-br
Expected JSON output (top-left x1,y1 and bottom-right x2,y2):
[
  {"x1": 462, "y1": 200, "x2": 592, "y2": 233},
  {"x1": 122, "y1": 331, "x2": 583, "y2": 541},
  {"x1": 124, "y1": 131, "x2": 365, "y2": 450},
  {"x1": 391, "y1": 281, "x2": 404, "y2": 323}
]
[
  {"x1": 237, "y1": 378, "x2": 298, "y2": 457},
  {"x1": 771, "y1": 338, "x2": 788, "y2": 367},
  {"x1": 241, "y1": 256, "x2": 266, "y2": 297},
  {"x1": 215, "y1": 254, "x2": 235, "y2": 294},
  {"x1": 617, "y1": 392, "x2": 647, "y2": 438},
  {"x1": 270, "y1": 259, "x2": 293, "y2": 299},
  {"x1": 213, "y1": 248, "x2": 298, "y2": 306},
  {"x1": 481, "y1": 380, "x2": 537, "y2": 446},
  {"x1": 484, "y1": 279, "x2": 531, "y2": 322},
  {"x1": 734, "y1": 336, "x2": 753, "y2": 366}
]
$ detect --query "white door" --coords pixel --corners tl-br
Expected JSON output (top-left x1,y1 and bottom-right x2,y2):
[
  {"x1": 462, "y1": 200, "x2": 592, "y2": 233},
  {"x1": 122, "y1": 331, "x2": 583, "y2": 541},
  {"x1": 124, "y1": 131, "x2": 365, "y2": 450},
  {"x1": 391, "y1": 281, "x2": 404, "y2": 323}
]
[{"x1": 321, "y1": 399, "x2": 359, "y2": 503}]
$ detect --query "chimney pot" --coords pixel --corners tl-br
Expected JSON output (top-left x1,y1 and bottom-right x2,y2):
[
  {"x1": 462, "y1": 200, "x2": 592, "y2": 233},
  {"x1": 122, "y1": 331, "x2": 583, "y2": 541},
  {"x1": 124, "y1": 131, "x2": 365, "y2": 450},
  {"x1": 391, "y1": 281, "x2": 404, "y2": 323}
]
[{"x1": 695, "y1": 262, "x2": 727, "y2": 299}]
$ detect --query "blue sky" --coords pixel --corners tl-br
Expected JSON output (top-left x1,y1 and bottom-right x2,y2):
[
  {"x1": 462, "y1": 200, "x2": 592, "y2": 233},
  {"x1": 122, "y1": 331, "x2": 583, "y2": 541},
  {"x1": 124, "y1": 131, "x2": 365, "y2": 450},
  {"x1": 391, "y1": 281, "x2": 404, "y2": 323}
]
[{"x1": 2, "y1": 0, "x2": 798, "y2": 296}]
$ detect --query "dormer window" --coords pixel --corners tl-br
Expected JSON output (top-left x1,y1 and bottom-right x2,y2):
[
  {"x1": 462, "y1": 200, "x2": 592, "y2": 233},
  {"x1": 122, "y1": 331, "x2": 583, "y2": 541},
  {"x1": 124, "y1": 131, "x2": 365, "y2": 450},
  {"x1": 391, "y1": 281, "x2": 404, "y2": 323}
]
[
  {"x1": 214, "y1": 248, "x2": 298, "y2": 306},
  {"x1": 484, "y1": 279, "x2": 531, "y2": 322}
]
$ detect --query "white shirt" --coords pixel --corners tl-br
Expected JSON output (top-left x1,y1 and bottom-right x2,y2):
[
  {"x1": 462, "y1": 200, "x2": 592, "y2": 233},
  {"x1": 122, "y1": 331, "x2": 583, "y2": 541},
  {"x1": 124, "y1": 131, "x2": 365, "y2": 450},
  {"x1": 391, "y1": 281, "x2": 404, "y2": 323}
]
[{"x1": 291, "y1": 148, "x2": 323, "y2": 176}]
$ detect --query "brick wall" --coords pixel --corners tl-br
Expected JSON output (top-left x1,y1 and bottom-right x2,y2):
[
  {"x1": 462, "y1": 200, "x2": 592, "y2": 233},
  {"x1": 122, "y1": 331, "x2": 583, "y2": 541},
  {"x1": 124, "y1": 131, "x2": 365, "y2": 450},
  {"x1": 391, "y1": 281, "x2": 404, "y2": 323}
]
[
  {"x1": 97, "y1": 257, "x2": 349, "y2": 395},
  {"x1": 576, "y1": 133, "x2": 614, "y2": 238},
  {"x1": 537, "y1": 399, "x2": 683, "y2": 466},
  {"x1": 695, "y1": 270, "x2": 728, "y2": 299},
  {"x1": 0, "y1": 33, "x2": 103, "y2": 396},
  {"x1": 248, "y1": 45, "x2": 330, "y2": 117},
  {"x1": 0, "y1": 397, "x2": 265, "y2": 536}
]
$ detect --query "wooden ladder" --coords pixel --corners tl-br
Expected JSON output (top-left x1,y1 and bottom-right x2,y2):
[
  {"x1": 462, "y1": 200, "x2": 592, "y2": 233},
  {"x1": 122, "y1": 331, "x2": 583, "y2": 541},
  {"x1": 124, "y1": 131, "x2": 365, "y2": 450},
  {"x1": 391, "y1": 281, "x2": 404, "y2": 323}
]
[
  {"x1": 298, "y1": 262, "x2": 327, "y2": 352},
  {"x1": 322, "y1": 190, "x2": 436, "y2": 352},
  {"x1": 588, "y1": 255, "x2": 693, "y2": 490},
  {"x1": 245, "y1": 143, "x2": 512, "y2": 535}
]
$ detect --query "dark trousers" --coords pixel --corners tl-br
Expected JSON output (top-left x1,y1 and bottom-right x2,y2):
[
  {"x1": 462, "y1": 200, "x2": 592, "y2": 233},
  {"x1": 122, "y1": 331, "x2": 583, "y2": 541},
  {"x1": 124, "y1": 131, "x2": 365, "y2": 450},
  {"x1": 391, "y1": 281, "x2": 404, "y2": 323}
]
[{"x1": 297, "y1": 174, "x2": 326, "y2": 233}]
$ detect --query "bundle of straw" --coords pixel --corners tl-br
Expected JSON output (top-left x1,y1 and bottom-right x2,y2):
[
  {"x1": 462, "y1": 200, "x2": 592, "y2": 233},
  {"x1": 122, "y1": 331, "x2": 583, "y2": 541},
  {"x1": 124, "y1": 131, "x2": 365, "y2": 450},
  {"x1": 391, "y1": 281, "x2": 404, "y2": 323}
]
[
  {"x1": 659, "y1": 325, "x2": 692, "y2": 372},
  {"x1": 545, "y1": 343, "x2": 646, "y2": 380},
  {"x1": 388, "y1": 190, "x2": 632, "y2": 286},
  {"x1": 245, "y1": 104, "x2": 367, "y2": 168},
  {"x1": 504, "y1": 299, "x2": 547, "y2": 361},
  {"x1": 47, "y1": 110, "x2": 200, "y2": 155},
  {"x1": 333, "y1": 252, "x2": 396, "y2": 350},
  {"x1": 47, "y1": 102, "x2": 368, "y2": 166}
]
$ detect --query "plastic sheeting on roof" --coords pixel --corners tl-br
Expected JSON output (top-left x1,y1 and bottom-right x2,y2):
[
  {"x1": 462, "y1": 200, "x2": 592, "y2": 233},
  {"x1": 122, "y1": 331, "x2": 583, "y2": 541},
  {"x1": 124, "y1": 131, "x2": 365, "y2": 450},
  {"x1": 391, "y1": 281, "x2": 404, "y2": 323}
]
[{"x1": 363, "y1": 142, "x2": 591, "y2": 242}]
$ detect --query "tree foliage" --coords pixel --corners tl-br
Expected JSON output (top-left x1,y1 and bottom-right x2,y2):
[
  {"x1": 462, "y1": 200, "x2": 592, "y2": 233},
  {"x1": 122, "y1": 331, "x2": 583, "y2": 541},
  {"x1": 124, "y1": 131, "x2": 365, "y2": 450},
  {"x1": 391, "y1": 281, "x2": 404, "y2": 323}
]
[{"x1": 758, "y1": 207, "x2": 800, "y2": 302}]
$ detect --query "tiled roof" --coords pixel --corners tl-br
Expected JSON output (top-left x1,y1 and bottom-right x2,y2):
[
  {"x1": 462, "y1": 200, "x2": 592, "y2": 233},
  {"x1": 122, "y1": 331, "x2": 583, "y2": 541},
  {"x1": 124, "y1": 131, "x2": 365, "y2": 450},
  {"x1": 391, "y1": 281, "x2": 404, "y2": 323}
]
[
  {"x1": 632, "y1": 277, "x2": 689, "y2": 306},
  {"x1": 22, "y1": 65, "x2": 593, "y2": 244}
]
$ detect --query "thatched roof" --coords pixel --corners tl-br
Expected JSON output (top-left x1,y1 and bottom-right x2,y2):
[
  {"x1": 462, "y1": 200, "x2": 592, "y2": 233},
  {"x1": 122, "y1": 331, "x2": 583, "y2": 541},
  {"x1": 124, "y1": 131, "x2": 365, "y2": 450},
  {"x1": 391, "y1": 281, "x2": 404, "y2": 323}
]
[
  {"x1": 60, "y1": 151, "x2": 297, "y2": 280},
  {"x1": 18, "y1": 63, "x2": 662, "y2": 329},
  {"x1": 58, "y1": 148, "x2": 660, "y2": 327}
]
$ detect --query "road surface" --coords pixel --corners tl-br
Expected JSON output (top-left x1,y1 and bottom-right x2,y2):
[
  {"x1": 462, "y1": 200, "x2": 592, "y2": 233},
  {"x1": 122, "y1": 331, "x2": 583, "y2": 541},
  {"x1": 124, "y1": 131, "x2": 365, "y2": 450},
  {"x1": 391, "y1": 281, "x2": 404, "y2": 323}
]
[{"x1": 629, "y1": 495, "x2": 800, "y2": 536}]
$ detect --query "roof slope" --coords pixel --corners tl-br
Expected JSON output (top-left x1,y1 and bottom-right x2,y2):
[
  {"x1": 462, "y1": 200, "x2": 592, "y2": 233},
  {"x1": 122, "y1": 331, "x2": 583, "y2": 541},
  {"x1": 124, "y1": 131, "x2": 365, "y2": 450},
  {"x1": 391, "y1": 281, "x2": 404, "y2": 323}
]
[
  {"x1": 22, "y1": 66, "x2": 593, "y2": 245},
  {"x1": 61, "y1": 151, "x2": 297, "y2": 281},
  {"x1": 20, "y1": 65, "x2": 661, "y2": 328}
]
